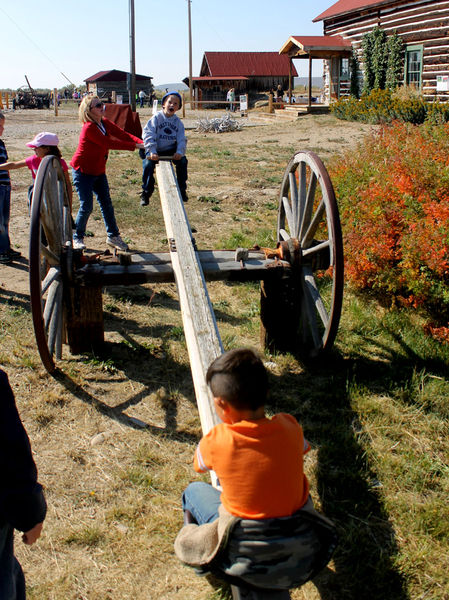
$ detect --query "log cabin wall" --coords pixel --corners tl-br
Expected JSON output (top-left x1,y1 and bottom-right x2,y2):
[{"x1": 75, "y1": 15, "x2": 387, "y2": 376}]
[{"x1": 321, "y1": 0, "x2": 449, "y2": 101}]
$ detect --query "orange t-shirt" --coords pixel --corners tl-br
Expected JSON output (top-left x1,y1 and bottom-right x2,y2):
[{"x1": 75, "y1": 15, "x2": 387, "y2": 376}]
[{"x1": 194, "y1": 413, "x2": 310, "y2": 519}]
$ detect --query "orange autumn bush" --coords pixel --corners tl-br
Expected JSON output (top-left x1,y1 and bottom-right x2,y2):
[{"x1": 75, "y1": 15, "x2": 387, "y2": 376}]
[{"x1": 330, "y1": 121, "x2": 449, "y2": 319}]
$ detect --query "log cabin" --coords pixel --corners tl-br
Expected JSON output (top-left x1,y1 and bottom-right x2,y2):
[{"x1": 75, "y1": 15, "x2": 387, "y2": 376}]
[
  {"x1": 314, "y1": 0, "x2": 449, "y2": 102},
  {"x1": 281, "y1": 0, "x2": 449, "y2": 104}
]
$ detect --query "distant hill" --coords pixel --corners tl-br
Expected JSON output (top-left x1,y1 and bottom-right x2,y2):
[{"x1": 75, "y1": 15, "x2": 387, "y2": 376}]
[
  {"x1": 294, "y1": 77, "x2": 323, "y2": 89},
  {"x1": 154, "y1": 83, "x2": 189, "y2": 91}
]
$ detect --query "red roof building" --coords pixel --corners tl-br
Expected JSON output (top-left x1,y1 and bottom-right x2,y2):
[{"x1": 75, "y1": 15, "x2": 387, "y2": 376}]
[{"x1": 185, "y1": 51, "x2": 298, "y2": 103}]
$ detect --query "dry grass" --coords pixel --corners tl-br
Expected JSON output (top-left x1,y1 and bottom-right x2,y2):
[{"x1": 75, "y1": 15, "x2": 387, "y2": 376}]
[{"x1": 1, "y1": 105, "x2": 447, "y2": 599}]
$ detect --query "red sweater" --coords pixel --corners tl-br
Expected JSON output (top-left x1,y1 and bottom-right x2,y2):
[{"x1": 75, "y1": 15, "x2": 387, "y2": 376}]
[{"x1": 70, "y1": 118, "x2": 142, "y2": 176}]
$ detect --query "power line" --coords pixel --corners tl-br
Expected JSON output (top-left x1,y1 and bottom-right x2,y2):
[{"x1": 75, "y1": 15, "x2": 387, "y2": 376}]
[{"x1": 0, "y1": 6, "x2": 73, "y2": 86}]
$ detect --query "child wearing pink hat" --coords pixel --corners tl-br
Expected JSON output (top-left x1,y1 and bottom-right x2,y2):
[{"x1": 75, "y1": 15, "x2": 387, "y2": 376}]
[{"x1": 0, "y1": 131, "x2": 72, "y2": 210}]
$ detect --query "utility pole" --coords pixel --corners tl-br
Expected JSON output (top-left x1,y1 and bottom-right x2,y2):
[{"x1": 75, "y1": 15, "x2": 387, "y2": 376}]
[
  {"x1": 188, "y1": 0, "x2": 193, "y2": 104},
  {"x1": 129, "y1": 0, "x2": 136, "y2": 110}
]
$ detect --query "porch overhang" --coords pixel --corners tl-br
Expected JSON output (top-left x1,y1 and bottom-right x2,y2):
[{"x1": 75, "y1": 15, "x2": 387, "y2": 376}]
[{"x1": 279, "y1": 35, "x2": 352, "y2": 59}]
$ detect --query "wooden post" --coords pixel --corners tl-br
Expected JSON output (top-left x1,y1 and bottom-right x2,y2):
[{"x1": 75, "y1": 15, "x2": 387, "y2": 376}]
[
  {"x1": 268, "y1": 92, "x2": 273, "y2": 113},
  {"x1": 53, "y1": 88, "x2": 58, "y2": 116},
  {"x1": 0, "y1": 94, "x2": 3, "y2": 109},
  {"x1": 65, "y1": 285, "x2": 104, "y2": 354},
  {"x1": 308, "y1": 56, "x2": 312, "y2": 109},
  {"x1": 111, "y1": 90, "x2": 117, "y2": 103},
  {"x1": 260, "y1": 270, "x2": 301, "y2": 354},
  {"x1": 5, "y1": 93, "x2": 9, "y2": 109},
  {"x1": 288, "y1": 58, "x2": 293, "y2": 104}
]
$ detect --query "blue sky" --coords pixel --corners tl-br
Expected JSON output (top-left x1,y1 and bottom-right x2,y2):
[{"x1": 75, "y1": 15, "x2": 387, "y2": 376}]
[{"x1": 1, "y1": 0, "x2": 333, "y2": 90}]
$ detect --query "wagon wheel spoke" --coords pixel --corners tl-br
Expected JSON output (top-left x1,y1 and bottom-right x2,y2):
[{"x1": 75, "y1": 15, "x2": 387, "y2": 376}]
[
  {"x1": 302, "y1": 266, "x2": 330, "y2": 329},
  {"x1": 40, "y1": 244, "x2": 59, "y2": 266},
  {"x1": 298, "y1": 172, "x2": 317, "y2": 241},
  {"x1": 41, "y1": 267, "x2": 61, "y2": 295},
  {"x1": 302, "y1": 199, "x2": 326, "y2": 249},
  {"x1": 29, "y1": 156, "x2": 72, "y2": 373},
  {"x1": 281, "y1": 196, "x2": 295, "y2": 235},
  {"x1": 271, "y1": 150, "x2": 344, "y2": 357}
]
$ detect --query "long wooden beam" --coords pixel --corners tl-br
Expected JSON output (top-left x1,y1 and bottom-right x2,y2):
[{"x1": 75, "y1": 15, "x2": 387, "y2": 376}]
[
  {"x1": 75, "y1": 250, "x2": 290, "y2": 286},
  {"x1": 155, "y1": 162, "x2": 292, "y2": 600},
  {"x1": 155, "y1": 161, "x2": 222, "y2": 438}
]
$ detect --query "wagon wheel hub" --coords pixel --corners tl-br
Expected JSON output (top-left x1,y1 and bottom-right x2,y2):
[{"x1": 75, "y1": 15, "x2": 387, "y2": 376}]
[{"x1": 278, "y1": 238, "x2": 302, "y2": 269}]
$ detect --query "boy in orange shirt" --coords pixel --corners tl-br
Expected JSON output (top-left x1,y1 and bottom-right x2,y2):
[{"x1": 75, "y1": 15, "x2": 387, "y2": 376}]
[{"x1": 182, "y1": 348, "x2": 311, "y2": 524}]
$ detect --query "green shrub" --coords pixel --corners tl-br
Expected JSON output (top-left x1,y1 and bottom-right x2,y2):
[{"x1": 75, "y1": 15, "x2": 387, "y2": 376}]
[{"x1": 331, "y1": 88, "x2": 448, "y2": 125}]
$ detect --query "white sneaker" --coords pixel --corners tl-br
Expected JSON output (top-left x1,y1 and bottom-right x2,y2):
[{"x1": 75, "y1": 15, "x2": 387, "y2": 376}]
[
  {"x1": 73, "y1": 237, "x2": 86, "y2": 250},
  {"x1": 106, "y1": 235, "x2": 129, "y2": 251}
]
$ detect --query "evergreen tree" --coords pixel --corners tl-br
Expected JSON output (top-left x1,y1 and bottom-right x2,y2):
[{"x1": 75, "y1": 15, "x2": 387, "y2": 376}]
[
  {"x1": 362, "y1": 30, "x2": 375, "y2": 94},
  {"x1": 371, "y1": 27, "x2": 387, "y2": 89},
  {"x1": 350, "y1": 50, "x2": 360, "y2": 98},
  {"x1": 385, "y1": 33, "x2": 404, "y2": 90}
]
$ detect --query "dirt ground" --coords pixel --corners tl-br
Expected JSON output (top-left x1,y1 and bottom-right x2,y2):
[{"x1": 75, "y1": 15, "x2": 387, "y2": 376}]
[
  {"x1": 0, "y1": 104, "x2": 375, "y2": 600},
  {"x1": 1, "y1": 104, "x2": 373, "y2": 296}
]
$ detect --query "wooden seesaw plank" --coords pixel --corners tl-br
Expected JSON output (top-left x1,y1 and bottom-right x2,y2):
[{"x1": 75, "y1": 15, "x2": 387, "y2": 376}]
[
  {"x1": 156, "y1": 162, "x2": 290, "y2": 600},
  {"x1": 156, "y1": 161, "x2": 222, "y2": 437}
]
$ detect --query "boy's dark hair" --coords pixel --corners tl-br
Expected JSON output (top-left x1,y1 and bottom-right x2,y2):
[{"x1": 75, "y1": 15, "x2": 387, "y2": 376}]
[{"x1": 206, "y1": 348, "x2": 268, "y2": 411}]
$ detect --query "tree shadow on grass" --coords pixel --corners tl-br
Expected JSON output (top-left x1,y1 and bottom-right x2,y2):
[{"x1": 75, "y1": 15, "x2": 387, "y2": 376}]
[{"x1": 267, "y1": 349, "x2": 412, "y2": 600}]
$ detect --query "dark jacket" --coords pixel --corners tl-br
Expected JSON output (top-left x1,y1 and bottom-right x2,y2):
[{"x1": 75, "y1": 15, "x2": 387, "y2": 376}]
[{"x1": 0, "y1": 370, "x2": 47, "y2": 532}]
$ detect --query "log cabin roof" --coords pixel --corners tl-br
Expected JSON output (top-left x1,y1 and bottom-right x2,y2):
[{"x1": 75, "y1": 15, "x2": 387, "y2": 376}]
[
  {"x1": 201, "y1": 52, "x2": 298, "y2": 77},
  {"x1": 280, "y1": 35, "x2": 352, "y2": 56},
  {"x1": 313, "y1": 0, "x2": 393, "y2": 22},
  {"x1": 85, "y1": 69, "x2": 152, "y2": 83}
]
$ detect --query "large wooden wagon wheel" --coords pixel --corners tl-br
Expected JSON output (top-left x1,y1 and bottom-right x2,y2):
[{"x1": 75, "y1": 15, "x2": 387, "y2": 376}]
[
  {"x1": 29, "y1": 155, "x2": 73, "y2": 373},
  {"x1": 261, "y1": 151, "x2": 344, "y2": 357}
]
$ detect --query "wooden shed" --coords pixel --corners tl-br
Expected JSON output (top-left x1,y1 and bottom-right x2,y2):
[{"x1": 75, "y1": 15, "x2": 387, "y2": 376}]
[
  {"x1": 312, "y1": 0, "x2": 449, "y2": 101},
  {"x1": 185, "y1": 52, "x2": 298, "y2": 101},
  {"x1": 85, "y1": 69, "x2": 153, "y2": 102}
]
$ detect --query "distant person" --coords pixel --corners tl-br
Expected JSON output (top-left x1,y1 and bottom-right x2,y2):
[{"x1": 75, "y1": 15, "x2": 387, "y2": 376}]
[
  {"x1": 0, "y1": 131, "x2": 72, "y2": 212},
  {"x1": 226, "y1": 87, "x2": 235, "y2": 112},
  {"x1": 138, "y1": 90, "x2": 146, "y2": 108},
  {"x1": 0, "y1": 112, "x2": 19, "y2": 265},
  {"x1": 175, "y1": 348, "x2": 337, "y2": 590},
  {"x1": 139, "y1": 91, "x2": 188, "y2": 206},
  {"x1": 70, "y1": 95, "x2": 144, "y2": 251},
  {"x1": 0, "y1": 368, "x2": 47, "y2": 599},
  {"x1": 276, "y1": 84, "x2": 284, "y2": 101}
]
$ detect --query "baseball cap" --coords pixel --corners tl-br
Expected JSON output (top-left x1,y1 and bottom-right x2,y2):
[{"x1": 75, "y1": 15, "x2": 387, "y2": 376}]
[{"x1": 26, "y1": 132, "x2": 59, "y2": 148}]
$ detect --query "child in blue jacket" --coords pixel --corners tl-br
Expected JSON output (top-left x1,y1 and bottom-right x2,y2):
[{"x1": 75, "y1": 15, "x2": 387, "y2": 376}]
[{"x1": 140, "y1": 91, "x2": 188, "y2": 205}]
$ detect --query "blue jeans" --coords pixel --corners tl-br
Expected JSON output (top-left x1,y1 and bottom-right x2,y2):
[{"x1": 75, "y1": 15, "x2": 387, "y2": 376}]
[
  {"x1": 0, "y1": 523, "x2": 26, "y2": 600},
  {"x1": 72, "y1": 169, "x2": 119, "y2": 239},
  {"x1": 182, "y1": 481, "x2": 222, "y2": 525},
  {"x1": 0, "y1": 185, "x2": 11, "y2": 253},
  {"x1": 140, "y1": 149, "x2": 188, "y2": 198}
]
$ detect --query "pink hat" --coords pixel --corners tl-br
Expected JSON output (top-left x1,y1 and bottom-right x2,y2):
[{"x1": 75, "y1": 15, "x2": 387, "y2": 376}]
[{"x1": 26, "y1": 132, "x2": 59, "y2": 148}]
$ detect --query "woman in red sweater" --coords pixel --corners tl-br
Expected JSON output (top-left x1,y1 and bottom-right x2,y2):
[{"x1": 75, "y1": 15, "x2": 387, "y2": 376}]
[{"x1": 71, "y1": 96, "x2": 144, "y2": 251}]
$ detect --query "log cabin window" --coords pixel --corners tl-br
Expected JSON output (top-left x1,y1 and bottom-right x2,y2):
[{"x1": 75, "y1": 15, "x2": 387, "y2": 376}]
[
  {"x1": 405, "y1": 45, "x2": 423, "y2": 89},
  {"x1": 340, "y1": 58, "x2": 350, "y2": 81}
]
